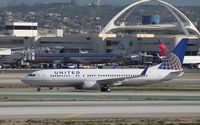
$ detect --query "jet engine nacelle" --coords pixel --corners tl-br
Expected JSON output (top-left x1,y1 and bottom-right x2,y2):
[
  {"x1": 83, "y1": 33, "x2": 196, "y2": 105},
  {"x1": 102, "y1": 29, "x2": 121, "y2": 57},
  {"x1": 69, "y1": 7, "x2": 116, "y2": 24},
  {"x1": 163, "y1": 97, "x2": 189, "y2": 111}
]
[{"x1": 83, "y1": 81, "x2": 100, "y2": 90}]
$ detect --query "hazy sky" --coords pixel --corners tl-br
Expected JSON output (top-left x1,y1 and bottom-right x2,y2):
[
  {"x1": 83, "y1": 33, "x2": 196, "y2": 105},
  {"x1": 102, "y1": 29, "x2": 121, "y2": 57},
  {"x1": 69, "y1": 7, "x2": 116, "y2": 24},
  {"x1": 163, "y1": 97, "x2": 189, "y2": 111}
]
[
  {"x1": 72, "y1": 0, "x2": 200, "y2": 6},
  {"x1": 99, "y1": 0, "x2": 200, "y2": 6},
  {"x1": 1, "y1": 0, "x2": 200, "y2": 7}
]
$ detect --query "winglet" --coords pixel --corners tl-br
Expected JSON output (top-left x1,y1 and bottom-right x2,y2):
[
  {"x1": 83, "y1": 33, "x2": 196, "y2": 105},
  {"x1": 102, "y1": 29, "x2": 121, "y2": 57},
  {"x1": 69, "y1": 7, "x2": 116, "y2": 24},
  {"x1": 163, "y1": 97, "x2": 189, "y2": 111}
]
[{"x1": 140, "y1": 66, "x2": 149, "y2": 76}]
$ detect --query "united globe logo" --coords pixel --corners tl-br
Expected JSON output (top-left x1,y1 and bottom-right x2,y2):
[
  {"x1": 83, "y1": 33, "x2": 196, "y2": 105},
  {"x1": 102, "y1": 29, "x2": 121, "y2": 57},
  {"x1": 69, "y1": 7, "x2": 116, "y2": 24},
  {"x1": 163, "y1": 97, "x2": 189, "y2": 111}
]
[{"x1": 159, "y1": 53, "x2": 182, "y2": 70}]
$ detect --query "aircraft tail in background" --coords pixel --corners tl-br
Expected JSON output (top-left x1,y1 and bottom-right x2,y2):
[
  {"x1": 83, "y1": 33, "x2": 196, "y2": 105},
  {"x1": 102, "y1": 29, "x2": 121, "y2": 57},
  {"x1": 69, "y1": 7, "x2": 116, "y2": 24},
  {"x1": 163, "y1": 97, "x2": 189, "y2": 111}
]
[
  {"x1": 111, "y1": 38, "x2": 131, "y2": 55},
  {"x1": 159, "y1": 39, "x2": 167, "y2": 57}
]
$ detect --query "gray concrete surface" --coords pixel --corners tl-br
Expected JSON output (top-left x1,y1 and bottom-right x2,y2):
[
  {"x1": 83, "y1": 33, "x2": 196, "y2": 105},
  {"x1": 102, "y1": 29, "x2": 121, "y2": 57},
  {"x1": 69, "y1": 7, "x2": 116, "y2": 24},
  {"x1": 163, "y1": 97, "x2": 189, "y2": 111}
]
[
  {"x1": 0, "y1": 101, "x2": 200, "y2": 119},
  {"x1": 1, "y1": 91, "x2": 200, "y2": 101}
]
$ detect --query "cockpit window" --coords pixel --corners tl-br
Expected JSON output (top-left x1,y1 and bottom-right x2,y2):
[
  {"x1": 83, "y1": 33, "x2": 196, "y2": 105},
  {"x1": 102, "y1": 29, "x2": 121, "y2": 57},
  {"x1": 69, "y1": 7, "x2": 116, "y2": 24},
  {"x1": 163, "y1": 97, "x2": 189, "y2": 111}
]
[{"x1": 28, "y1": 74, "x2": 36, "y2": 77}]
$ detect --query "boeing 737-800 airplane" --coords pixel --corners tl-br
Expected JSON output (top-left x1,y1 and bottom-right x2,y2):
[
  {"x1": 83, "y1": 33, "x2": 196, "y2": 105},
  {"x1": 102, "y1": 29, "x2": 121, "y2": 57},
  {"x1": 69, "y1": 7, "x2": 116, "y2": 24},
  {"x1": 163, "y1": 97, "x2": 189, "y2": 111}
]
[{"x1": 21, "y1": 38, "x2": 188, "y2": 92}]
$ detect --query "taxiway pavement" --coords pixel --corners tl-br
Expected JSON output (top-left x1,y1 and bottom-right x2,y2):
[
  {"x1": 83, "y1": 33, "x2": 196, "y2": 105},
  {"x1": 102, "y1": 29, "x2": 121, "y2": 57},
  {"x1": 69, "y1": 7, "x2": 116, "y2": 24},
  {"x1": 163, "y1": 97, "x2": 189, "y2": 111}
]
[
  {"x1": 0, "y1": 101, "x2": 200, "y2": 119},
  {"x1": 0, "y1": 91, "x2": 200, "y2": 101}
]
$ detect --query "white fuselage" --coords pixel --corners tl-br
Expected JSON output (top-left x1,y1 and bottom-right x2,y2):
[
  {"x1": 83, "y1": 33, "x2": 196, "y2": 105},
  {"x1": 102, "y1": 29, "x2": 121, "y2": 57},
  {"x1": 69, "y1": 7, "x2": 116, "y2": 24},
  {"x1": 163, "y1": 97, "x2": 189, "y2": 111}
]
[{"x1": 21, "y1": 66, "x2": 182, "y2": 88}]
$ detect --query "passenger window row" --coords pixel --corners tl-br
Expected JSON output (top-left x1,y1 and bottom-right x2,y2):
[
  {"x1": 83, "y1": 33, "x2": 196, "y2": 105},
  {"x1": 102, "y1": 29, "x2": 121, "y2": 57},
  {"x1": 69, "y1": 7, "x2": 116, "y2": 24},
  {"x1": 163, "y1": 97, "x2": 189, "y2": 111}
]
[
  {"x1": 50, "y1": 74, "x2": 145, "y2": 78},
  {"x1": 50, "y1": 75, "x2": 70, "y2": 77},
  {"x1": 86, "y1": 74, "x2": 139, "y2": 77}
]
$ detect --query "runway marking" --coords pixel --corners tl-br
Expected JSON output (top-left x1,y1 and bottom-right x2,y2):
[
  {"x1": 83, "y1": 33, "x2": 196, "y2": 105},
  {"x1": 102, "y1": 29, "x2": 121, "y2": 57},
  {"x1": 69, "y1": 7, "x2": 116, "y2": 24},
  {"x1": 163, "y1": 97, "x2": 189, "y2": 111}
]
[{"x1": 66, "y1": 113, "x2": 85, "y2": 118}]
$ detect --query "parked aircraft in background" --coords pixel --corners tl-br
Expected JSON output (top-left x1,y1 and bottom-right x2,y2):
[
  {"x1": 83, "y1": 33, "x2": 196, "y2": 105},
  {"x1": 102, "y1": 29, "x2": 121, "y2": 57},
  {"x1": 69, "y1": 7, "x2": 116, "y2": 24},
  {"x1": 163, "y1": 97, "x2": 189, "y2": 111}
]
[
  {"x1": 21, "y1": 38, "x2": 189, "y2": 92},
  {"x1": 24, "y1": 38, "x2": 130, "y2": 65}
]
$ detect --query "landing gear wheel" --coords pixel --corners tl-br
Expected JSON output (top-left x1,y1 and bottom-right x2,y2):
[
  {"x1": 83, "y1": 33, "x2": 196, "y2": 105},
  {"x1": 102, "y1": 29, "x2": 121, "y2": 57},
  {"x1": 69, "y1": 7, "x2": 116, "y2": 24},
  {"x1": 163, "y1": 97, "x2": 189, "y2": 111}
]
[
  {"x1": 100, "y1": 87, "x2": 106, "y2": 92},
  {"x1": 101, "y1": 87, "x2": 111, "y2": 92},
  {"x1": 49, "y1": 87, "x2": 53, "y2": 90},
  {"x1": 37, "y1": 87, "x2": 41, "y2": 92},
  {"x1": 106, "y1": 87, "x2": 111, "y2": 92}
]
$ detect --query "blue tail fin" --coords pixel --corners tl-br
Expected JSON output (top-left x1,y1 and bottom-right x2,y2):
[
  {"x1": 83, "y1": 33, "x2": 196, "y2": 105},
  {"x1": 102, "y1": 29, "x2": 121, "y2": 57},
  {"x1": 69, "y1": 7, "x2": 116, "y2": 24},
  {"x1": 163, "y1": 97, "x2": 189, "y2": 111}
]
[
  {"x1": 159, "y1": 38, "x2": 189, "y2": 70},
  {"x1": 172, "y1": 38, "x2": 189, "y2": 64}
]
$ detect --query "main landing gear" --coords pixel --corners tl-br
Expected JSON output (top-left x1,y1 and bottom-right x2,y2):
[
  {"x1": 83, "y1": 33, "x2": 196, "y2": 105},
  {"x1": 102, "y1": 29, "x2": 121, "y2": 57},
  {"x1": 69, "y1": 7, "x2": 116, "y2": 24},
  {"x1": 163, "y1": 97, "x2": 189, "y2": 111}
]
[
  {"x1": 101, "y1": 86, "x2": 111, "y2": 92},
  {"x1": 37, "y1": 87, "x2": 41, "y2": 92}
]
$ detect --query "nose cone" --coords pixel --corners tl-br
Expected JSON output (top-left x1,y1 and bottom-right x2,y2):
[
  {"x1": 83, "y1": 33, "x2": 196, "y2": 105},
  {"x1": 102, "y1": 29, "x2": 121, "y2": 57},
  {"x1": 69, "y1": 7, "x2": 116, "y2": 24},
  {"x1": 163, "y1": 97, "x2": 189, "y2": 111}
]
[{"x1": 21, "y1": 76, "x2": 29, "y2": 84}]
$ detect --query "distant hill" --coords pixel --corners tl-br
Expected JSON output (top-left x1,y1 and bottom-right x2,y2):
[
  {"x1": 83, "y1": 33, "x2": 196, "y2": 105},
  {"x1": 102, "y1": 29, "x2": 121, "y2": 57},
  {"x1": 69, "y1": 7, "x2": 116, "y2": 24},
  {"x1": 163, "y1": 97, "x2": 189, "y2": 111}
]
[
  {"x1": 0, "y1": 1, "x2": 199, "y2": 32},
  {"x1": 0, "y1": 0, "x2": 67, "y2": 7},
  {"x1": 0, "y1": 0, "x2": 200, "y2": 7}
]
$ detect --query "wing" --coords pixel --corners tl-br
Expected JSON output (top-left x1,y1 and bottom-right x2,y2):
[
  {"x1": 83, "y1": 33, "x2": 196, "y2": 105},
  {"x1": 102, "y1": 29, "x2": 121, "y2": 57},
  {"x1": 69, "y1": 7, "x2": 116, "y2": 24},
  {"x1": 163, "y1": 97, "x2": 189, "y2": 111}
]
[
  {"x1": 97, "y1": 77, "x2": 133, "y2": 86},
  {"x1": 97, "y1": 66, "x2": 149, "y2": 86}
]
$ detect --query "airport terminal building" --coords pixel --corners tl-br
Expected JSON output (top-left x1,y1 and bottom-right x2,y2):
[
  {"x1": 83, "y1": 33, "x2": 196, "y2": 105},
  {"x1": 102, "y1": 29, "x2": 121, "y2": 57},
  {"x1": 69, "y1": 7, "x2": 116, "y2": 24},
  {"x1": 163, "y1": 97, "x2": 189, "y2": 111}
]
[
  {"x1": 0, "y1": 0, "x2": 200, "y2": 66},
  {"x1": 0, "y1": 24, "x2": 199, "y2": 58}
]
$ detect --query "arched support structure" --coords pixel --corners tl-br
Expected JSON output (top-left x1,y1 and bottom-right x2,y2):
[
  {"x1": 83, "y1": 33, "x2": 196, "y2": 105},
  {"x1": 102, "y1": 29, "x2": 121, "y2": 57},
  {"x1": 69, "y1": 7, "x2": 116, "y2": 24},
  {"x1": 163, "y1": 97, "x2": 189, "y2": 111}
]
[
  {"x1": 101, "y1": 0, "x2": 150, "y2": 34},
  {"x1": 100, "y1": 0, "x2": 200, "y2": 36}
]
